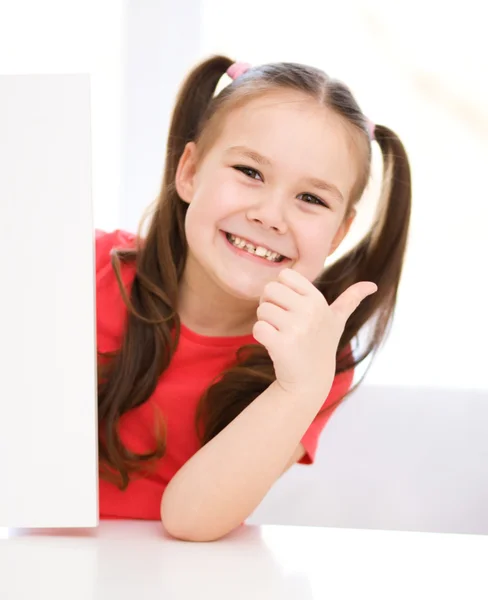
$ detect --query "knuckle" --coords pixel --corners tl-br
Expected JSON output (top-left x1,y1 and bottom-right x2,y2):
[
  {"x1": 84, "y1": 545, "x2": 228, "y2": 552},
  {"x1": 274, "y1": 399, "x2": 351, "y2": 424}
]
[
  {"x1": 278, "y1": 267, "x2": 293, "y2": 282},
  {"x1": 306, "y1": 296, "x2": 322, "y2": 316},
  {"x1": 291, "y1": 322, "x2": 306, "y2": 337},
  {"x1": 312, "y1": 287, "x2": 326, "y2": 303},
  {"x1": 268, "y1": 281, "x2": 281, "y2": 294},
  {"x1": 263, "y1": 281, "x2": 278, "y2": 297}
]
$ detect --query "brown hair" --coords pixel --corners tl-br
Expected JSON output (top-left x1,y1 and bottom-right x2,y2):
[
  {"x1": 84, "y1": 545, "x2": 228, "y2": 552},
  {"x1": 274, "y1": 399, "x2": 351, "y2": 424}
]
[{"x1": 98, "y1": 55, "x2": 411, "y2": 490}]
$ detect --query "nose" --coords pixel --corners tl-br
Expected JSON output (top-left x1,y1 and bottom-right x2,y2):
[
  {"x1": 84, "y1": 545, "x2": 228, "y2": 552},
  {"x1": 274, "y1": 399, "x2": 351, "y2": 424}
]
[{"x1": 246, "y1": 194, "x2": 288, "y2": 234}]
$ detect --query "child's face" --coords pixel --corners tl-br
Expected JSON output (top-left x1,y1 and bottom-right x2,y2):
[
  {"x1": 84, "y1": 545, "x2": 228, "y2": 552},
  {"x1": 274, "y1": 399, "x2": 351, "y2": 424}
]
[{"x1": 176, "y1": 90, "x2": 362, "y2": 302}]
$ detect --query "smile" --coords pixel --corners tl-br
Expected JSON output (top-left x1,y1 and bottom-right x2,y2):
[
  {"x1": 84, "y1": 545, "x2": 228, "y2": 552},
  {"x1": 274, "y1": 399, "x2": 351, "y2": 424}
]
[{"x1": 224, "y1": 232, "x2": 288, "y2": 263}]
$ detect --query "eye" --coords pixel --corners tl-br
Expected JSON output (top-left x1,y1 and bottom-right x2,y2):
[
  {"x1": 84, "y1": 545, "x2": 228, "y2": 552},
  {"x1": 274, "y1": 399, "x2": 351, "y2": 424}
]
[
  {"x1": 298, "y1": 193, "x2": 328, "y2": 208},
  {"x1": 233, "y1": 165, "x2": 263, "y2": 181}
]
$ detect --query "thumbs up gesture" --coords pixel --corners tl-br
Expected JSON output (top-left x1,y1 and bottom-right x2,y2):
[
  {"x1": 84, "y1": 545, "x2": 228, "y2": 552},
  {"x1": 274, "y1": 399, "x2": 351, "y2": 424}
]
[{"x1": 253, "y1": 268, "x2": 377, "y2": 398}]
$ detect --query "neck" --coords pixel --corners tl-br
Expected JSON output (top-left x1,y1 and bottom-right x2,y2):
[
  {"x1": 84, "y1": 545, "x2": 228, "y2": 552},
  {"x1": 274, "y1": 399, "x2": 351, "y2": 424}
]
[{"x1": 177, "y1": 261, "x2": 257, "y2": 338}]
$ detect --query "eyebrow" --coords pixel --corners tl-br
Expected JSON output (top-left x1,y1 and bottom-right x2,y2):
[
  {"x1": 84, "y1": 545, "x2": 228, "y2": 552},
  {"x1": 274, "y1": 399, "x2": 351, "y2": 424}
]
[{"x1": 227, "y1": 145, "x2": 344, "y2": 203}]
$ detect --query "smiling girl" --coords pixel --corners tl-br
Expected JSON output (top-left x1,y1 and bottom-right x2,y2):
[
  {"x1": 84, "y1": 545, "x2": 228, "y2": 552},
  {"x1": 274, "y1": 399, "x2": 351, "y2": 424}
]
[{"x1": 96, "y1": 56, "x2": 411, "y2": 541}]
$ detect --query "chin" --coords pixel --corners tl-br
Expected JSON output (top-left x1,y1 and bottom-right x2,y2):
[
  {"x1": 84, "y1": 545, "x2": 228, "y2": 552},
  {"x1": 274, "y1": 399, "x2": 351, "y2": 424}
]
[
  {"x1": 221, "y1": 280, "x2": 262, "y2": 303},
  {"x1": 213, "y1": 272, "x2": 264, "y2": 303}
]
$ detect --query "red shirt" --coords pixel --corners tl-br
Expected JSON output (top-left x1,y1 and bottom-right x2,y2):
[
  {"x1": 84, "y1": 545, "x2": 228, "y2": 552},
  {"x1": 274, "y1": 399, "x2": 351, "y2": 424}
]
[{"x1": 96, "y1": 230, "x2": 354, "y2": 520}]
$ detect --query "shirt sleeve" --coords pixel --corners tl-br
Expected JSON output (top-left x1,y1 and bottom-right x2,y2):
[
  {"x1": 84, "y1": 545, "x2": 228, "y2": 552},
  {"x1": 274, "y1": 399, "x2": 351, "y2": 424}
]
[
  {"x1": 298, "y1": 361, "x2": 354, "y2": 465},
  {"x1": 95, "y1": 229, "x2": 136, "y2": 278},
  {"x1": 95, "y1": 229, "x2": 113, "y2": 276}
]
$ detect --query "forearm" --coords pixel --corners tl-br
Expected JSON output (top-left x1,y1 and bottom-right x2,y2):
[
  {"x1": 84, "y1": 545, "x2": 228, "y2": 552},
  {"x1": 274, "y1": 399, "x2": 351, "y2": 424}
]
[{"x1": 160, "y1": 380, "x2": 325, "y2": 542}]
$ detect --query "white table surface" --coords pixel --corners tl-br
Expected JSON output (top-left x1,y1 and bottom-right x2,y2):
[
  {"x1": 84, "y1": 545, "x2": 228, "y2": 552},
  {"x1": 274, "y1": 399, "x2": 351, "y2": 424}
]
[{"x1": 1, "y1": 520, "x2": 486, "y2": 599}]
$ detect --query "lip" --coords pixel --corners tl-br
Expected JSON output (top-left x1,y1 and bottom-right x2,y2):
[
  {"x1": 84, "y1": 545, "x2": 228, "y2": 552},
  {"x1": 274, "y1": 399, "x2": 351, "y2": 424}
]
[
  {"x1": 220, "y1": 230, "x2": 292, "y2": 267},
  {"x1": 223, "y1": 231, "x2": 290, "y2": 258}
]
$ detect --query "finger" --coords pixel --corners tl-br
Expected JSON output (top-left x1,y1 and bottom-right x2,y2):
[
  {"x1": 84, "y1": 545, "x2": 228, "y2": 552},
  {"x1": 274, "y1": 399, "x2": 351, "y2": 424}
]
[
  {"x1": 330, "y1": 282, "x2": 378, "y2": 323},
  {"x1": 259, "y1": 281, "x2": 302, "y2": 311},
  {"x1": 276, "y1": 268, "x2": 314, "y2": 296},
  {"x1": 256, "y1": 301, "x2": 289, "y2": 331},
  {"x1": 252, "y1": 319, "x2": 280, "y2": 348}
]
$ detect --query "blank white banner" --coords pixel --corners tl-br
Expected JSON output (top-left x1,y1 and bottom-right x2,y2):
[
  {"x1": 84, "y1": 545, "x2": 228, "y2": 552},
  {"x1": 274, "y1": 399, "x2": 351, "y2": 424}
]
[{"x1": 0, "y1": 74, "x2": 98, "y2": 527}]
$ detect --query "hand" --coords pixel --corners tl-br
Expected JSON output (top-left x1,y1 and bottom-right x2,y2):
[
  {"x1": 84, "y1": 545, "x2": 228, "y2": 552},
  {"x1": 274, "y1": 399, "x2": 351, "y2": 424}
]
[{"x1": 252, "y1": 268, "x2": 377, "y2": 398}]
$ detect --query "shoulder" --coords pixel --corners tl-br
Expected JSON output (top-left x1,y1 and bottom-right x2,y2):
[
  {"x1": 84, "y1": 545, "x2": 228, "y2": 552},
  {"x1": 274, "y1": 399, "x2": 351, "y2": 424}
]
[
  {"x1": 95, "y1": 229, "x2": 138, "y2": 347},
  {"x1": 95, "y1": 229, "x2": 137, "y2": 277}
]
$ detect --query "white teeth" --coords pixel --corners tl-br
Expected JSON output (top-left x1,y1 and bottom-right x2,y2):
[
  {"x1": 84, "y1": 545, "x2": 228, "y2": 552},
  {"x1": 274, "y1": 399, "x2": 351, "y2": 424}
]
[
  {"x1": 234, "y1": 237, "x2": 248, "y2": 249},
  {"x1": 227, "y1": 234, "x2": 283, "y2": 262}
]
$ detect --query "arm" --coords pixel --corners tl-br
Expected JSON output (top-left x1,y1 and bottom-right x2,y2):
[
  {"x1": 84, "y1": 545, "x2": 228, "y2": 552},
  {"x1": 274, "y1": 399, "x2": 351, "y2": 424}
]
[
  {"x1": 161, "y1": 268, "x2": 373, "y2": 543},
  {"x1": 161, "y1": 380, "x2": 323, "y2": 542}
]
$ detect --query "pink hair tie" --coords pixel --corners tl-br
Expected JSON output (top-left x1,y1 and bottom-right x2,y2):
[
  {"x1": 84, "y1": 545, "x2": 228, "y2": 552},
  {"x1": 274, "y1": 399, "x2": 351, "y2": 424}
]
[{"x1": 227, "y1": 61, "x2": 252, "y2": 80}]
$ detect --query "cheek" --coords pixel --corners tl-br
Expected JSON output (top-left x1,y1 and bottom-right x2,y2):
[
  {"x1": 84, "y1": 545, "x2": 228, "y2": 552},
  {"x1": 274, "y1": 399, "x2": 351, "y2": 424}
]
[
  {"x1": 300, "y1": 223, "x2": 334, "y2": 254},
  {"x1": 192, "y1": 173, "x2": 247, "y2": 222},
  {"x1": 184, "y1": 173, "x2": 242, "y2": 241},
  {"x1": 295, "y1": 221, "x2": 340, "y2": 274}
]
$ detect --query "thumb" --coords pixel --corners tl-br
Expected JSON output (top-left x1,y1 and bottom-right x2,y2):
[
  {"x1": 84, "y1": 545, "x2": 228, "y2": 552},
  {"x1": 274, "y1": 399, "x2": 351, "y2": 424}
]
[{"x1": 330, "y1": 282, "x2": 378, "y2": 323}]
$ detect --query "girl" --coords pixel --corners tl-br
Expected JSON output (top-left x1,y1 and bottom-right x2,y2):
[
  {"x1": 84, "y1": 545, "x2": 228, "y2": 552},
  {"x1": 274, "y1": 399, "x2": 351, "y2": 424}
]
[{"x1": 96, "y1": 55, "x2": 411, "y2": 542}]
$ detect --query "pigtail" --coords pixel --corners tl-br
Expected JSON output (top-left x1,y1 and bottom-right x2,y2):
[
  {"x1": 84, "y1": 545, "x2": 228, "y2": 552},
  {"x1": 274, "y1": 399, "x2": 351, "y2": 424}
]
[
  {"x1": 136, "y1": 54, "x2": 235, "y2": 307},
  {"x1": 162, "y1": 55, "x2": 234, "y2": 189},
  {"x1": 98, "y1": 56, "x2": 234, "y2": 490},
  {"x1": 319, "y1": 124, "x2": 412, "y2": 377}
]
